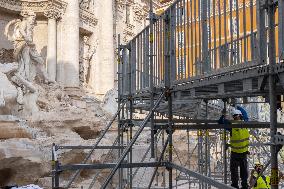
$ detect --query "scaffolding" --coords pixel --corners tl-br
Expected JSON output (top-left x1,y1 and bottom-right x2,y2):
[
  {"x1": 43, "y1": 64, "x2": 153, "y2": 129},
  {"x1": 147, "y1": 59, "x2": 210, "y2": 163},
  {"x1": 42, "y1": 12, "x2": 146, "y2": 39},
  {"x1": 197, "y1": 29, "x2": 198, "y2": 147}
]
[{"x1": 52, "y1": 0, "x2": 284, "y2": 188}]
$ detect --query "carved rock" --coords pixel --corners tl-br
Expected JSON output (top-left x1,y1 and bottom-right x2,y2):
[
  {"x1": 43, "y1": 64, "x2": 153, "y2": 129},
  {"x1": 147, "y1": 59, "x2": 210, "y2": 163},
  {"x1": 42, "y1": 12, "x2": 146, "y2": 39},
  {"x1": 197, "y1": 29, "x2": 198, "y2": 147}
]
[{"x1": 0, "y1": 71, "x2": 17, "y2": 114}]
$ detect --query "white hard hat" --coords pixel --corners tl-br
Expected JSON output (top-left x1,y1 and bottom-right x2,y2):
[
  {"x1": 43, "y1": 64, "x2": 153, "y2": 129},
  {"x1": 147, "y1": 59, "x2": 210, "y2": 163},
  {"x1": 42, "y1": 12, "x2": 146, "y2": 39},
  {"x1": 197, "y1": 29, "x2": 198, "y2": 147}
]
[{"x1": 232, "y1": 109, "x2": 242, "y2": 116}]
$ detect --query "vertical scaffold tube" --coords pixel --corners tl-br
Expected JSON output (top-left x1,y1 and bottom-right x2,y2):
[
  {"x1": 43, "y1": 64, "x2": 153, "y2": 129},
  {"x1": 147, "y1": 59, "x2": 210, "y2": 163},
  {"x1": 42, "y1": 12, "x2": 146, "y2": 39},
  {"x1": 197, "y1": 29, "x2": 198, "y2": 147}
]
[
  {"x1": 128, "y1": 42, "x2": 133, "y2": 189},
  {"x1": 164, "y1": 8, "x2": 173, "y2": 188},
  {"x1": 268, "y1": 1, "x2": 279, "y2": 189},
  {"x1": 117, "y1": 35, "x2": 122, "y2": 189},
  {"x1": 223, "y1": 100, "x2": 228, "y2": 184},
  {"x1": 149, "y1": 0, "x2": 155, "y2": 159}
]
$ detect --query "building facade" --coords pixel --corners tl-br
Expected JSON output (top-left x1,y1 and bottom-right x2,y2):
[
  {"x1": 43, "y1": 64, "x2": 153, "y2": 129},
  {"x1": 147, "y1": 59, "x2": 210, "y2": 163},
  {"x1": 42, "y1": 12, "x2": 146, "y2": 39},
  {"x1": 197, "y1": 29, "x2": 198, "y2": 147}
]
[{"x1": 0, "y1": 0, "x2": 165, "y2": 96}]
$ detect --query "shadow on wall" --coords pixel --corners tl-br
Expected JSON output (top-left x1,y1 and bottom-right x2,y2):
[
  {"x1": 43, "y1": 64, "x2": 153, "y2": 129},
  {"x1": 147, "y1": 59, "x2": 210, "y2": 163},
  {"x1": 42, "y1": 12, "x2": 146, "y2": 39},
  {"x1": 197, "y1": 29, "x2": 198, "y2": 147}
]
[
  {"x1": 0, "y1": 157, "x2": 47, "y2": 186},
  {"x1": 40, "y1": 46, "x2": 47, "y2": 63}
]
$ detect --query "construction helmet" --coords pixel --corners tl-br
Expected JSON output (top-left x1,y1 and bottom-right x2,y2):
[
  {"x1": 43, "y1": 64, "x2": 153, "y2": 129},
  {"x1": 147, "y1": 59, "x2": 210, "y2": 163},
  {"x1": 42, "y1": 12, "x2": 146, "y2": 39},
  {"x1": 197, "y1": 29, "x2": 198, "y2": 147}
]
[
  {"x1": 254, "y1": 162, "x2": 264, "y2": 171},
  {"x1": 232, "y1": 109, "x2": 242, "y2": 116}
]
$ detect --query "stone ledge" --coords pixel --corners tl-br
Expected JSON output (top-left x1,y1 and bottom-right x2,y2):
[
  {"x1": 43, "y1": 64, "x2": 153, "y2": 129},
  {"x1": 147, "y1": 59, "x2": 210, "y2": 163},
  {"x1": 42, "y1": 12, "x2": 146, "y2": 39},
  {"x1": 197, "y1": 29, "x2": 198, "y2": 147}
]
[{"x1": 0, "y1": 115, "x2": 31, "y2": 139}]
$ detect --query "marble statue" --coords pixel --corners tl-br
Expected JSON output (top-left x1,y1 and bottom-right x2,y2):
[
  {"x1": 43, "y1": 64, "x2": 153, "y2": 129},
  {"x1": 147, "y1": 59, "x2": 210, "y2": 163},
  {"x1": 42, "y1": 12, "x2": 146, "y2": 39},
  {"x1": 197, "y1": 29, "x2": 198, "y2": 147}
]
[
  {"x1": 5, "y1": 11, "x2": 52, "y2": 86},
  {"x1": 0, "y1": 62, "x2": 20, "y2": 110},
  {"x1": 1, "y1": 11, "x2": 53, "y2": 115},
  {"x1": 80, "y1": 36, "x2": 98, "y2": 87}
]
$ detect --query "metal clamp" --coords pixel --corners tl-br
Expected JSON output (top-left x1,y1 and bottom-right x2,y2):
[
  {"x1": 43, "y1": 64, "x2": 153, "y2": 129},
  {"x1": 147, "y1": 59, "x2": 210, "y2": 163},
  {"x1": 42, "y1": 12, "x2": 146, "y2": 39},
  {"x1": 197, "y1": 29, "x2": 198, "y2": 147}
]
[{"x1": 274, "y1": 134, "x2": 284, "y2": 144}]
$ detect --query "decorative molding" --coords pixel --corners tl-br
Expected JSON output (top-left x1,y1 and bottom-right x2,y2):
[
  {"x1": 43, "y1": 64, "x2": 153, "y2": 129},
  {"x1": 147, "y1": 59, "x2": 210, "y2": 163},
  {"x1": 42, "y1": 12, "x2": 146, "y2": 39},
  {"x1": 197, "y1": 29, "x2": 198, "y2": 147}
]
[
  {"x1": 0, "y1": 0, "x2": 97, "y2": 29},
  {"x1": 0, "y1": 0, "x2": 47, "y2": 12},
  {"x1": 0, "y1": 0, "x2": 67, "y2": 16},
  {"x1": 116, "y1": 0, "x2": 134, "y2": 13},
  {"x1": 126, "y1": 23, "x2": 135, "y2": 30},
  {"x1": 80, "y1": 9, "x2": 98, "y2": 28},
  {"x1": 44, "y1": 0, "x2": 67, "y2": 20},
  {"x1": 123, "y1": 29, "x2": 135, "y2": 43},
  {"x1": 133, "y1": 4, "x2": 148, "y2": 23}
]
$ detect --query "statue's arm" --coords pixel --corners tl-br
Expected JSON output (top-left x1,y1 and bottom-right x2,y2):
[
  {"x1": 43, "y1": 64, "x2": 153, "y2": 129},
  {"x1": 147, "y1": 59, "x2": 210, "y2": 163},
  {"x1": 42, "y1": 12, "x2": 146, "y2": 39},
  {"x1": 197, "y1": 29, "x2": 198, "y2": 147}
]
[{"x1": 4, "y1": 19, "x2": 21, "y2": 40}]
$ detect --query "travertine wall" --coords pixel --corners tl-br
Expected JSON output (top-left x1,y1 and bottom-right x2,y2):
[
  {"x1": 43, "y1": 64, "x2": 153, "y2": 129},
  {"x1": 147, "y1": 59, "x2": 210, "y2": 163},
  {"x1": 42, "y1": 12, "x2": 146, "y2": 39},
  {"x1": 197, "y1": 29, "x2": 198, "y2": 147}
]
[
  {"x1": 0, "y1": 13, "x2": 14, "y2": 50},
  {"x1": 33, "y1": 20, "x2": 48, "y2": 63},
  {"x1": 0, "y1": 0, "x2": 164, "y2": 96}
]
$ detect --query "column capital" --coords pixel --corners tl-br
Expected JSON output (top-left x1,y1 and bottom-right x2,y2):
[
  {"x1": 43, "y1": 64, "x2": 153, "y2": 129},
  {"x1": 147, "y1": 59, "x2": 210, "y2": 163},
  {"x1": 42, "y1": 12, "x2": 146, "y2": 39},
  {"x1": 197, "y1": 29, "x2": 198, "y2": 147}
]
[
  {"x1": 44, "y1": 10, "x2": 62, "y2": 20},
  {"x1": 44, "y1": 1, "x2": 67, "y2": 20}
]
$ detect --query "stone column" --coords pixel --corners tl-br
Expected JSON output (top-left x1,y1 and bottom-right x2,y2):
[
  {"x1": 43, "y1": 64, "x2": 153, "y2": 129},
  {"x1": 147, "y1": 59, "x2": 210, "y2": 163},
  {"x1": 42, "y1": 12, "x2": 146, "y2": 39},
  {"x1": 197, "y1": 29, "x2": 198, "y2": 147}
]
[
  {"x1": 98, "y1": 0, "x2": 115, "y2": 94},
  {"x1": 46, "y1": 15, "x2": 58, "y2": 81},
  {"x1": 62, "y1": 0, "x2": 80, "y2": 88}
]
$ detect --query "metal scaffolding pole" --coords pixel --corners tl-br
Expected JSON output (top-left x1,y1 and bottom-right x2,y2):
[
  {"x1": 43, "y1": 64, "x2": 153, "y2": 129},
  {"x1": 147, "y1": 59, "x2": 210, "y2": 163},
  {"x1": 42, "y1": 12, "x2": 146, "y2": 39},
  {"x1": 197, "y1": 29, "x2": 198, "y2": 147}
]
[
  {"x1": 205, "y1": 101, "x2": 211, "y2": 189},
  {"x1": 187, "y1": 129, "x2": 191, "y2": 189},
  {"x1": 149, "y1": 0, "x2": 155, "y2": 159},
  {"x1": 117, "y1": 34, "x2": 123, "y2": 189},
  {"x1": 164, "y1": 7, "x2": 173, "y2": 189},
  {"x1": 148, "y1": 136, "x2": 169, "y2": 188},
  {"x1": 268, "y1": 1, "x2": 279, "y2": 188},
  {"x1": 128, "y1": 42, "x2": 133, "y2": 189},
  {"x1": 100, "y1": 92, "x2": 165, "y2": 189},
  {"x1": 223, "y1": 100, "x2": 228, "y2": 184},
  {"x1": 52, "y1": 143, "x2": 59, "y2": 189}
]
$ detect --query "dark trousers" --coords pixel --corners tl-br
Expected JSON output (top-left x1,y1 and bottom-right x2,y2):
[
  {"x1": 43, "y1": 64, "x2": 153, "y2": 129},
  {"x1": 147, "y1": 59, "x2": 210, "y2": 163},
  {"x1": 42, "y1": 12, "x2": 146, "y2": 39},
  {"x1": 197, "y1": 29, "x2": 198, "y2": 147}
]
[{"x1": 230, "y1": 152, "x2": 248, "y2": 189}]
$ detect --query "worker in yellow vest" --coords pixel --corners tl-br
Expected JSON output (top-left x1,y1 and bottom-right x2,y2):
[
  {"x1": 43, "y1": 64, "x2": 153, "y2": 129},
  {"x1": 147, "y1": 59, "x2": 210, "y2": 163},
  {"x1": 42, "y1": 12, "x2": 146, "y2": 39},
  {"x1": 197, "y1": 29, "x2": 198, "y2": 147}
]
[
  {"x1": 249, "y1": 162, "x2": 270, "y2": 189},
  {"x1": 219, "y1": 106, "x2": 249, "y2": 189}
]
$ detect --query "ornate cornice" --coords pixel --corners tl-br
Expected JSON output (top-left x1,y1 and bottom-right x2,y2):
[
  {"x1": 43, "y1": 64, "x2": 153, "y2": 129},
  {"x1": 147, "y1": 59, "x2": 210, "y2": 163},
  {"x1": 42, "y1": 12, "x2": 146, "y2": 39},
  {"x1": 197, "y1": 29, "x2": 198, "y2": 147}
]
[
  {"x1": 0, "y1": 0, "x2": 67, "y2": 16},
  {"x1": 80, "y1": 9, "x2": 98, "y2": 28},
  {"x1": 44, "y1": 1, "x2": 67, "y2": 20},
  {"x1": 0, "y1": 0, "x2": 97, "y2": 29}
]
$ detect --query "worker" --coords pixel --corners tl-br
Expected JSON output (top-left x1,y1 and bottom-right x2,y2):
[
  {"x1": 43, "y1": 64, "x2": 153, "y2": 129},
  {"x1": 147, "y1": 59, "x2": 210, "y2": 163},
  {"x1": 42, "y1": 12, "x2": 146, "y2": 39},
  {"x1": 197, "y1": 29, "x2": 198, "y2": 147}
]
[
  {"x1": 249, "y1": 162, "x2": 270, "y2": 189},
  {"x1": 218, "y1": 106, "x2": 250, "y2": 189}
]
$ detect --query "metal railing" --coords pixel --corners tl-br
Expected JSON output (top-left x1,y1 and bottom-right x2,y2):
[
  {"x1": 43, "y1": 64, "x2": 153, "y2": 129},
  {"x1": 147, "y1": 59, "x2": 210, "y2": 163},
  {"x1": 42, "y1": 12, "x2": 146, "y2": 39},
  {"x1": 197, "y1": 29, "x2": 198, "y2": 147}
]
[{"x1": 119, "y1": 0, "x2": 284, "y2": 94}]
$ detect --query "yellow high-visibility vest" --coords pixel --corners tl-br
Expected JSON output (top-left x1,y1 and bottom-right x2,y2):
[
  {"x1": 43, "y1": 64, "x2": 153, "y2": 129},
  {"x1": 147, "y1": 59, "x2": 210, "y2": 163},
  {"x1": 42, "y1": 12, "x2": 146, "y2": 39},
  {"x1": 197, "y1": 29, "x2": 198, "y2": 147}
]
[
  {"x1": 253, "y1": 175, "x2": 270, "y2": 189},
  {"x1": 230, "y1": 127, "x2": 249, "y2": 153}
]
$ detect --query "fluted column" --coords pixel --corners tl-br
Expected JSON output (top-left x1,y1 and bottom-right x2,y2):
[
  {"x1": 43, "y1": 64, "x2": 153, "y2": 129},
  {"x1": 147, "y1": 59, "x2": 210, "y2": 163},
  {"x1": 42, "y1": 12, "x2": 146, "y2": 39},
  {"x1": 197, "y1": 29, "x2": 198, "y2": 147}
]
[
  {"x1": 98, "y1": 0, "x2": 115, "y2": 94},
  {"x1": 44, "y1": 1, "x2": 67, "y2": 84},
  {"x1": 46, "y1": 15, "x2": 58, "y2": 81},
  {"x1": 62, "y1": 0, "x2": 80, "y2": 88}
]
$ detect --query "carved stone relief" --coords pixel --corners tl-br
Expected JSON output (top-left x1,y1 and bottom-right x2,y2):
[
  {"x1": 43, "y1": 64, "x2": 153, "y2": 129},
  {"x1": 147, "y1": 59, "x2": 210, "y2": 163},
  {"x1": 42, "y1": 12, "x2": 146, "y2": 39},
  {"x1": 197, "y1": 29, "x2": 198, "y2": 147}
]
[
  {"x1": 0, "y1": 0, "x2": 98, "y2": 30},
  {"x1": 0, "y1": 0, "x2": 67, "y2": 14},
  {"x1": 79, "y1": 36, "x2": 98, "y2": 87},
  {"x1": 80, "y1": 9, "x2": 98, "y2": 29}
]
